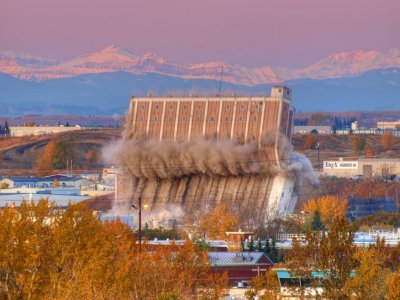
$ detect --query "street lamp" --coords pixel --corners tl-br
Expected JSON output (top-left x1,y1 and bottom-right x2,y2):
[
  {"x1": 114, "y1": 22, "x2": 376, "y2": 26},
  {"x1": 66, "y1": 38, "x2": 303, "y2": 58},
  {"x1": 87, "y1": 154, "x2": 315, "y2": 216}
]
[
  {"x1": 132, "y1": 196, "x2": 143, "y2": 252},
  {"x1": 316, "y1": 142, "x2": 320, "y2": 171}
]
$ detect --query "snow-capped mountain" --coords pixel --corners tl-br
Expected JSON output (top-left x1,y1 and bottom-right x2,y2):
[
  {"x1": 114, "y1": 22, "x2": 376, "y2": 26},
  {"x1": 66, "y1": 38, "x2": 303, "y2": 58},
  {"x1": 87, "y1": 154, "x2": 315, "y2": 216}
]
[
  {"x1": 286, "y1": 48, "x2": 400, "y2": 79},
  {"x1": 1, "y1": 45, "x2": 400, "y2": 85}
]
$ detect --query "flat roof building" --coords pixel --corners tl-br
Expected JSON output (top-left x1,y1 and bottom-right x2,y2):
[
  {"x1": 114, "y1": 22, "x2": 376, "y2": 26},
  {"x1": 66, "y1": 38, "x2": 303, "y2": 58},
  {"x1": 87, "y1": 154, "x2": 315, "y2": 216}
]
[{"x1": 322, "y1": 158, "x2": 400, "y2": 178}]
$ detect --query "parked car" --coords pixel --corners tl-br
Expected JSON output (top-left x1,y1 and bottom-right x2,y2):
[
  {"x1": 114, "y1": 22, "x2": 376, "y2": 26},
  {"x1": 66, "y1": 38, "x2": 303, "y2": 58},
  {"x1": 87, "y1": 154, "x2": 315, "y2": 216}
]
[{"x1": 352, "y1": 174, "x2": 363, "y2": 181}]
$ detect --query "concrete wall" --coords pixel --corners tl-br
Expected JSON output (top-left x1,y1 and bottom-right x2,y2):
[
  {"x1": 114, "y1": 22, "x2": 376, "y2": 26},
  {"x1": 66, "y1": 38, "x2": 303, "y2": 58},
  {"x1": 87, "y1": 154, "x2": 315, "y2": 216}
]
[{"x1": 10, "y1": 126, "x2": 82, "y2": 137}]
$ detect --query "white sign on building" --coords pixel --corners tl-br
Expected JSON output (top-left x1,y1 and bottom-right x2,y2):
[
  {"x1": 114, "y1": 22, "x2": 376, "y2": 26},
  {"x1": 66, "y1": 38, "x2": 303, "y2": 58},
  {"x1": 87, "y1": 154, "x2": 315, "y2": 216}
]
[{"x1": 323, "y1": 161, "x2": 358, "y2": 170}]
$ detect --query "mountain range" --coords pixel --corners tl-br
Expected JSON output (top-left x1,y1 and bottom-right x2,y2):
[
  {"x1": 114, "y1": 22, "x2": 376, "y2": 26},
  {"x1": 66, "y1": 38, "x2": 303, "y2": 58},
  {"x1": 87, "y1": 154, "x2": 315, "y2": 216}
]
[
  {"x1": 2, "y1": 45, "x2": 400, "y2": 85},
  {"x1": 0, "y1": 46, "x2": 399, "y2": 115}
]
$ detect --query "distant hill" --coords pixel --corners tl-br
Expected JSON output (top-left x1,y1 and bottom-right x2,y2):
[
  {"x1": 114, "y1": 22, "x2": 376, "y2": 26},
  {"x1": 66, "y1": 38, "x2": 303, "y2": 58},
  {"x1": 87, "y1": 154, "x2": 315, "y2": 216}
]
[{"x1": 0, "y1": 68, "x2": 399, "y2": 116}]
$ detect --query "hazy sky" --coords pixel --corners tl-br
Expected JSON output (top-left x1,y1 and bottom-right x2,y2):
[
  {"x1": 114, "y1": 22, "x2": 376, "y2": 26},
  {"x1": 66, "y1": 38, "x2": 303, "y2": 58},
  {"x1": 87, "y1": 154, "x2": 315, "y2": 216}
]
[{"x1": 1, "y1": 0, "x2": 399, "y2": 67}]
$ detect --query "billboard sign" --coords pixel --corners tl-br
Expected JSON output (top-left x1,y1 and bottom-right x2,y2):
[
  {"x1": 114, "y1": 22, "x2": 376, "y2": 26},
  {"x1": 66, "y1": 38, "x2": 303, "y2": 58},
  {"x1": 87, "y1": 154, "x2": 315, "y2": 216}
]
[{"x1": 324, "y1": 161, "x2": 358, "y2": 170}]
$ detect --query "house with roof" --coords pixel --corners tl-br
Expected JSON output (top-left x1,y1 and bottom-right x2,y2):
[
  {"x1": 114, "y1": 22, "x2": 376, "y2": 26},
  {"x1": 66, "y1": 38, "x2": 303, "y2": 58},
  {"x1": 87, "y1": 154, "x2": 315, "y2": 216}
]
[{"x1": 208, "y1": 252, "x2": 273, "y2": 284}]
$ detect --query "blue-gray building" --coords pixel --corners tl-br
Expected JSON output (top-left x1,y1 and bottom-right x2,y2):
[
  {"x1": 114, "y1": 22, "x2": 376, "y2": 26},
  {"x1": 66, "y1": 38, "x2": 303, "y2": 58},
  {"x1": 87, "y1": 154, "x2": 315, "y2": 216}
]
[{"x1": 347, "y1": 197, "x2": 397, "y2": 219}]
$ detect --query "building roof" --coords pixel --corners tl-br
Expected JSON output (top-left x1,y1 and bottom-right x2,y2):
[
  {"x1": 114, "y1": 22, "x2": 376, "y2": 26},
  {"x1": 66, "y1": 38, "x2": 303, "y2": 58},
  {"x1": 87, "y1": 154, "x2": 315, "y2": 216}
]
[
  {"x1": 5, "y1": 177, "x2": 38, "y2": 183},
  {"x1": 276, "y1": 268, "x2": 356, "y2": 280},
  {"x1": 4, "y1": 176, "x2": 93, "y2": 183},
  {"x1": 0, "y1": 193, "x2": 90, "y2": 208},
  {"x1": 208, "y1": 252, "x2": 273, "y2": 266},
  {"x1": 276, "y1": 269, "x2": 324, "y2": 279}
]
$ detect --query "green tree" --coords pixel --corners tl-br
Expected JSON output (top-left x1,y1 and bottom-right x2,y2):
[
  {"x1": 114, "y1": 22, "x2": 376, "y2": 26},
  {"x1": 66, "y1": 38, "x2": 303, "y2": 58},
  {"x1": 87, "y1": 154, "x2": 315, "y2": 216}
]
[
  {"x1": 257, "y1": 239, "x2": 263, "y2": 252},
  {"x1": 269, "y1": 238, "x2": 278, "y2": 263},
  {"x1": 248, "y1": 236, "x2": 255, "y2": 252},
  {"x1": 311, "y1": 210, "x2": 325, "y2": 231},
  {"x1": 352, "y1": 136, "x2": 366, "y2": 153}
]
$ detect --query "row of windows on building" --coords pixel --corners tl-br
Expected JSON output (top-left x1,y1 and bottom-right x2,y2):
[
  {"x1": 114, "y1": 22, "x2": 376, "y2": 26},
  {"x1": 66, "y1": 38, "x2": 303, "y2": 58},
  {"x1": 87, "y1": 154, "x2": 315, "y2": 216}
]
[
  {"x1": 133, "y1": 132, "x2": 263, "y2": 143},
  {"x1": 138, "y1": 114, "x2": 262, "y2": 124},
  {"x1": 139, "y1": 102, "x2": 265, "y2": 112}
]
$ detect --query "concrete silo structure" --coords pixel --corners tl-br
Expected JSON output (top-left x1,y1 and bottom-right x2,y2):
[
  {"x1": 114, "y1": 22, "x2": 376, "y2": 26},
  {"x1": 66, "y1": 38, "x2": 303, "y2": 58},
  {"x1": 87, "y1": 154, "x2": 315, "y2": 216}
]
[{"x1": 112, "y1": 86, "x2": 299, "y2": 219}]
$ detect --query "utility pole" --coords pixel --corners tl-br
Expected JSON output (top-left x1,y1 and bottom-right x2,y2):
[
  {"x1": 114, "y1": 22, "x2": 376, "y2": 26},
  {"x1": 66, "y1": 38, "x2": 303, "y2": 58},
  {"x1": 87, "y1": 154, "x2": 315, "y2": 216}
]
[
  {"x1": 138, "y1": 196, "x2": 142, "y2": 252},
  {"x1": 317, "y1": 142, "x2": 320, "y2": 171},
  {"x1": 131, "y1": 195, "x2": 143, "y2": 252},
  {"x1": 218, "y1": 66, "x2": 223, "y2": 96}
]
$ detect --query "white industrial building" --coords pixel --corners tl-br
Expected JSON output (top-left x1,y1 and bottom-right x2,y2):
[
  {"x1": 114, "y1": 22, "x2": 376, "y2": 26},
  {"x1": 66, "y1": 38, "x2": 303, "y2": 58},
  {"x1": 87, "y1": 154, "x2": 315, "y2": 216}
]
[
  {"x1": 322, "y1": 158, "x2": 400, "y2": 178},
  {"x1": 9, "y1": 125, "x2": 83, "y2": 137},
  {"x1": 377, "y1": 120, "x2": 400, "y2": 130},
  {"x1": 293, "y1": 125, "x2": 331, "y2": 134}
]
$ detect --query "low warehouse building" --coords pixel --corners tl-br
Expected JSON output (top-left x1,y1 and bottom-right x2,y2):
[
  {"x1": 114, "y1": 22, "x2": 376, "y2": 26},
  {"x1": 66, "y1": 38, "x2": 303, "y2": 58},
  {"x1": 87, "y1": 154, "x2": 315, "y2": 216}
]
[
  {"x1": 209, "y1": 252, "x2": 273, "y2": 284},
  {"x1": 322, "y1": 158, "x2": 400, "y2": 178}
]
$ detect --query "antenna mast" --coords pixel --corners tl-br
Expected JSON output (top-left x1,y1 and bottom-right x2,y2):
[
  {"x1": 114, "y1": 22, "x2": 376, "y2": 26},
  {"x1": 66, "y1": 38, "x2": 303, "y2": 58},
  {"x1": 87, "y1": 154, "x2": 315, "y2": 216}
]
[{"x1": 218, "y1": 65, "x2": 224, "y2": 96}]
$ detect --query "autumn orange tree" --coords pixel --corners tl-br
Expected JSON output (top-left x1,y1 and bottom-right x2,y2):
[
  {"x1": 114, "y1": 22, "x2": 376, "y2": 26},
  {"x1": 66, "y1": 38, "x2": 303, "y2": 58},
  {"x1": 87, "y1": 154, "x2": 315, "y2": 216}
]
[
  {"x1": 364, "y1": 141, "x2": 374, "y2": 158},
  {"x1": 245, "y1": 269, "x2": 280, "y2": 299},
  {"x1": 198, "y1": 202, "x2": 239, "y2": 240},
  {"x1": 386, "y1": 269, "x2": 400, "y2": 300},
  {"x1": 288, "y1": 217, "x2": 357, "y2": 299},
  {"x1": 35, "y1": 139, "x2": 71, "y2": 176},
  {"x1": 381, "y1": 132, "x2": 397, "y2": 150},
  {"x1": 302, "y1": 195, "x2": 348, "y2": 227},
  {"x1": 86, "y1": 149, "x2": 99, "y2": 166},
  {"x1": 304, "y1": 132, "x2": 317, "y2": 149},
  {"x1": 0, "y1": 199, "x2": 227, "y2": 299},
  {"x1": 344, "y1": 244, "x2": 390, "y2": 299}
]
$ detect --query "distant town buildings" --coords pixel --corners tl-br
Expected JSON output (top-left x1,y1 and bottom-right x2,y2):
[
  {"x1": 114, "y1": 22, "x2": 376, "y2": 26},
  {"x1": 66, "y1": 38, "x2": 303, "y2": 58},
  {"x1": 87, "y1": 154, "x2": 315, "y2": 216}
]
[
  {"x1": 377, "y1": 120, "x2": 400, "y2": 130},
  {"x1": 293, "y1": 120, "x2": 400, "y2": 136},
  {"x1": 0, "y1": 173, "x2": 114, "y2": 209},
  {"x1": 293, "y1": 125, "x2": 331, "y2": 134}
]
